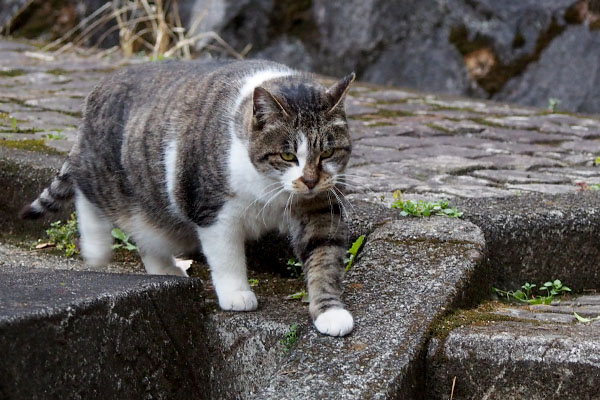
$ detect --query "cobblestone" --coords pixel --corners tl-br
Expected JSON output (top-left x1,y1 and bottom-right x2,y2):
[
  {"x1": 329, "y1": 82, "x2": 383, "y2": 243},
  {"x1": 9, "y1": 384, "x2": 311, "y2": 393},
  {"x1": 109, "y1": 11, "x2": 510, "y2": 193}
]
[{"x1": 2, "y1": 37, "x2": 598, "y2": 203}]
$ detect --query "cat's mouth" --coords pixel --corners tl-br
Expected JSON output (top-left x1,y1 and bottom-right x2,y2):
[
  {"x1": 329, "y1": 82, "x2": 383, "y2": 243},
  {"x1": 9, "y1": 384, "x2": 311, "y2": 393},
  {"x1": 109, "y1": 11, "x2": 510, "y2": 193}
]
[{"x1": 292, "y1": 179, "x2": 335, "y2": 198}]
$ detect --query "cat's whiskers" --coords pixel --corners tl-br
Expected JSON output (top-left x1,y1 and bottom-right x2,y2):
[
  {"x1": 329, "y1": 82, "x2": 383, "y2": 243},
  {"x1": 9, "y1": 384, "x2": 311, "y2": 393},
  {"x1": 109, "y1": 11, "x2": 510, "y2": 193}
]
[
  {"x1": 335, "y1": 181, "x2": 373, "y2": 194},
  {"x1": 241, "y1": 181, "x2": 284, "y2": 217},
  {"x1": 326, "y1": 190, "x2": 343, "y2": 236},
  {"x1": 329, "y1": 187, "x2": 349, "y2": 221},
  {"x1": 335, "y1": 173, "x2": 374, "y2": 194},
  {"x1": 283, "y1": 191, "x2": 296, "y2": 230},
  {"x1": 257, "y1": 186, "x2": 287, "y2": 226},
  {"x1": 333, "y1": 185, "x2": 356, "y2": 216}
]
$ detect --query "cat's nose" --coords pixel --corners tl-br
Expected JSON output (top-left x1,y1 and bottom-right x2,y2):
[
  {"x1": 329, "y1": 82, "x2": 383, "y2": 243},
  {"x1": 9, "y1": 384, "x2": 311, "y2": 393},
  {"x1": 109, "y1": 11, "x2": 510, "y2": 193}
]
[{"x1": 300, "y1": 176, "x2": 319, "y2": 190}]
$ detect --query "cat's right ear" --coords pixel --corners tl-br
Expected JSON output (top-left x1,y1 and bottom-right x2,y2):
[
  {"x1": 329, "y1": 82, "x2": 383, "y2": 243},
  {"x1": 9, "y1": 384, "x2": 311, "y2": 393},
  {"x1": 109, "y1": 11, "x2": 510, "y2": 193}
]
[{"x1": 253, "y1": 87, "x2": 289, "y2": 129}]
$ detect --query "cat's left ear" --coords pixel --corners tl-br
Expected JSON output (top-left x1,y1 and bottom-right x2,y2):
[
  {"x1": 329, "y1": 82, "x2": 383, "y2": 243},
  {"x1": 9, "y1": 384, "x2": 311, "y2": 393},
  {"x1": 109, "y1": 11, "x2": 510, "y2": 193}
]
[
  {"x1": 253, "y1": 87, "x2": 290, "y2": 124},
  {"x1": 326, "y1": 72, "x2": 355, "y2": 114}
]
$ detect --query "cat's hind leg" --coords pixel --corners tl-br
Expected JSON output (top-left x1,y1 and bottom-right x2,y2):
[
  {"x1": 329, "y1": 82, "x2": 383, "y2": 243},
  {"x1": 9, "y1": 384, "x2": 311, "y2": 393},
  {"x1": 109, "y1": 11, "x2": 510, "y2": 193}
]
[
  {"x1": 197, "y1": 222, "x2": 257, "y2": 311},
  {"x1": 126, "y1": 215, "x2": 188, "y2": 277},
  {"x1": 75, "y1": 190, "x2": 113, "y2": 268}
]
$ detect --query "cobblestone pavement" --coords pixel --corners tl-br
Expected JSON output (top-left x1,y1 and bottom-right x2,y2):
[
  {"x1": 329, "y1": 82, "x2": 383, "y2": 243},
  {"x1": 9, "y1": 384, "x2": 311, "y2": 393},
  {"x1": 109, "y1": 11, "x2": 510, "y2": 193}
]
[{"x1": 1, "y1": 38, "x2": 599, "y2": 200}]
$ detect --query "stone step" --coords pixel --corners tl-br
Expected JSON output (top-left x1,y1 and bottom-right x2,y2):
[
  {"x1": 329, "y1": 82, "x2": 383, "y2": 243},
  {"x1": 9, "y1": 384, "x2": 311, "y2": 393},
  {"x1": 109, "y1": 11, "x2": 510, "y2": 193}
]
[
  {"x1": 426, "y1": 298, "x2": 600, "y2": 399},
  {"x1": 0, "y1": 215, "x2": 487, "y2": 399},
  {"x1": 2, "y1": 36, "x2": 600, "y2": 399}
]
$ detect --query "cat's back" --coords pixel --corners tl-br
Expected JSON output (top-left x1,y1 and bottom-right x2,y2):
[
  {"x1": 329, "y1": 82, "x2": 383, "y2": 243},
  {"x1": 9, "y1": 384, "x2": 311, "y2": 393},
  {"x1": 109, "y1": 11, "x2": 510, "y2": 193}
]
[
  {"x1": 74, "y1": 59, "x2": 297, "y2": 225},
  {"x1": 84, "y1": 59, "x2": 295, "y2": 111}
]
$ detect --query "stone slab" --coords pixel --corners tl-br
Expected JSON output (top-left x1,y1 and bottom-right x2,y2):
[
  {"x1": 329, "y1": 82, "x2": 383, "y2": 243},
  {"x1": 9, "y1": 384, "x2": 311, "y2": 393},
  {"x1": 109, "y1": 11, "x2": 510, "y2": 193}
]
[
  {"x1": 426, "y1": 319, "x2": 600, "y2": 399},
  {"x1": 455, "y1": 192, "x2": 600, "y2": 292},
  {"x1": 0, "y1": 266, "x2": 212, "y2": 399},
  {"x1": 259, "y1": 218, "x2": 486, "y2": 399}
]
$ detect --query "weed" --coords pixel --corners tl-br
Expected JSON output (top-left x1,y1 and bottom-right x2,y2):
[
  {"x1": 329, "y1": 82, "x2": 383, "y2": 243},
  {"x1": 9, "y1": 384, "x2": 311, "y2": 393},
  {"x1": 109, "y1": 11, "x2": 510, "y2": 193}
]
[
  {"x1": 44, "y1": 213, "x2": 79, "y2": 257},
  {"x1": 574, "y1": 311, "x2": 600, "y2": 323},
  {"x1": 345, "y1": 235, "x2": 365, "y2": 272},
  {"x1": 391, "y1": 191, "x2": 463, "y2": 218},
  {"x1": 286, "y1": 257, "x2": 303, "y2": 278},
  {"x1": 493, "y1": 280, "x2": 571, "y2": 305},
  {"x1": 248, "y1": 278, "x2": 259, "y2": 287},
  {"x1": 286, "y1": 290, "x2": 308, "y2": 302},
  {"x1": 111, "y1": 228, "x2": 137, "y2": 251},
  {"x1": 41, "y1": 0, "x2": 247, "y2": 61},
  {"x1": 46, "y1": 133, "x2": 67, "y2": 140},
  {"x1": 281, "y1": 324, "x2": 299, "y2": 353},
  {"x1": 547, "y1": 97, "x2": 561, "y2": 112},
  {"x1": 595, "y1": 156, "x2": 600, "y2": 166},
  {"x1": 576, "y1": 182, "x2": 600, "y2": 191}
]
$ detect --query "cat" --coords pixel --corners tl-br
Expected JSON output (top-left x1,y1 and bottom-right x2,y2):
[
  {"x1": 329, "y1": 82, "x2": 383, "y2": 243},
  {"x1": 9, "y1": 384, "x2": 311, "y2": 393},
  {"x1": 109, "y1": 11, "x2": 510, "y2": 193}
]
[{"x1": 20, "y1": 60, "x2": 356, "y2": 337}]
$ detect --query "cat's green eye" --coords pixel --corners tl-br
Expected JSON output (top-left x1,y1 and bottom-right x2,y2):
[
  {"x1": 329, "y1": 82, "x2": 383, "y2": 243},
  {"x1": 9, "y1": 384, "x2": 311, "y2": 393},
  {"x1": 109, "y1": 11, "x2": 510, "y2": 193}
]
[
  {"x1": 281, "y1": 152, "x2": 297, "y2": 162},
  {"x1": 321, "y1": 149, "x2": 334, "y2": 159}
]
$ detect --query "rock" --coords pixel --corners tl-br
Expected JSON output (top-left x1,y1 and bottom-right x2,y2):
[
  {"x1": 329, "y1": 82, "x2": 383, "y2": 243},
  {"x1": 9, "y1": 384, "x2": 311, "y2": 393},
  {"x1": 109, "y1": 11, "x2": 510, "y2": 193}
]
[
  {"x1": 495, "y1": 25, "x2": 600, "y2": 114},
  {"x1": 0, "y1": 0, "x2": 30, "y2": 32},
  {"x1": 427, "y1": 321, "x2": 600, "y2": 399},
  {"x1": 6, "y1": 0, "x2": 600, "y2": 111}
]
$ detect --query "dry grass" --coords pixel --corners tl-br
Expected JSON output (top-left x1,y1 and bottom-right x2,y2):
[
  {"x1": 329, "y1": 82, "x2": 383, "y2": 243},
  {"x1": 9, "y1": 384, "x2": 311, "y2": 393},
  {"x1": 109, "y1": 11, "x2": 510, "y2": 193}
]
[{"x1": 37, "y1": 0, "x2": 248, "y2": 60}]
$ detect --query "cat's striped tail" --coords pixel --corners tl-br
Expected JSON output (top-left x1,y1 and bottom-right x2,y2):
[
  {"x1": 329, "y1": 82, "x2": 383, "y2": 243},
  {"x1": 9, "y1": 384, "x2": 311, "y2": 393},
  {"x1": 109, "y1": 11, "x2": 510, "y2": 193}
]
[{"x1": 19, "y1": 160, "x2": 75, "y2": 219}]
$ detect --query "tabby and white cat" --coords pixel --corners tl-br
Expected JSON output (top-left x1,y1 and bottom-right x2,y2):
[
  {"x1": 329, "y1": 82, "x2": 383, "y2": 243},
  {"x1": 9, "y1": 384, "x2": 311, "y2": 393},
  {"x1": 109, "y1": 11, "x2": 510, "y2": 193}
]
[{"x1": 21, "y1": 60, "x2": 355, "y2": 336}]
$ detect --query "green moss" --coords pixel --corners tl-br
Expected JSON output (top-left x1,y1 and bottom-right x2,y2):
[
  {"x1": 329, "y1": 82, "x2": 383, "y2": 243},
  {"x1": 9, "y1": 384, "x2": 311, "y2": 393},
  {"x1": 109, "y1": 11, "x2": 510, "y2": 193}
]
[
  {"x1": 46, "y1": 68, "x2": 69, "y2": 75},
  {"x1": 0, "y1": 69, "x2": 26, "y2": 77},
  {"x1": 429, "y1": 301, "x2": 529, "y2": 342},
  {"x1": 0, "y1": 138, "x2": 65, "y2": 155},
  {"x1": 425, "y1": 123, "x2": 452, "y2": 133},
  {"x1": 467, "y1": 117, "x2": 505, "y2": 128},
  {"x1": 366, "y1": 121, "x2": 395, "y2": 127},
  {"x1": 376, "y1": 108, "x2": 416, "y2": 118},
  {"x1": 374, "y1": 99, "x2": 410, "y2": 105},
  {"x1": 349, "y1": 108, "x2": 415, "y2": 121}
]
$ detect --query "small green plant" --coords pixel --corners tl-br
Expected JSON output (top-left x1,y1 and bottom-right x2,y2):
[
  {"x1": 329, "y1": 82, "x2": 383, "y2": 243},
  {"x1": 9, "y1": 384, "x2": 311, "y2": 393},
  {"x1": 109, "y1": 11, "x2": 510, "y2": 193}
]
[
  {"x1": 248, "y1": 278, "x2": 259, "y2": 287},
  {"x1": 594, "y1": 156, "x2": 600, "y2": 166},
  {"x1": 286, "y1": 290, "x2": 309, "y2": 302},
  {"x1": 280, "y1": 324, "x2": 299, "y2": 353},
  {"x1": 286, "y1": 257, "x2": 303, "y2": 278},
  {"x1": 345, "y1": 235, "x2": 365, "y2": 272},
  {"x1": 46, "y1": 133, "x2": 67, "y2": 140},
  {"x1": 574, "y1": 311, "x2": 600, "y2": 323},
  {"x1": 111, "y1": 228, "x2": 137, "y2": 251},
  {"x1": 45, "y1": 213, "x2": 79, "y2": 257},
  {"x1": 493, "y1": 280, "x2": 571, "y2": 305},
  {"x1": 590, "y1": 184, "x2": 600, "y2": 191},
  {"x1": 547, "y1": 97, "x2": 561, "y2": 112},
  {"x1": 391, "y1": 191, "x2": 463, "y2": 218},
  {"x1": 10, "y1": 117, "x2": 18, "y2": 132}
]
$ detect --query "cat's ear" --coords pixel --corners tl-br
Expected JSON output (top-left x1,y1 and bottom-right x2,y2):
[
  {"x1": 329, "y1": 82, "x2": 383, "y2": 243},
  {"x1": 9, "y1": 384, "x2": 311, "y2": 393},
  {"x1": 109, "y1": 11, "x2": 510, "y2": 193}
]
[
  {"x1": 326, "y1": 72, "x2": 355, "y2": 114},
  {"x1": 253, "y1": 86, "x2": 289, "y2": 128}
]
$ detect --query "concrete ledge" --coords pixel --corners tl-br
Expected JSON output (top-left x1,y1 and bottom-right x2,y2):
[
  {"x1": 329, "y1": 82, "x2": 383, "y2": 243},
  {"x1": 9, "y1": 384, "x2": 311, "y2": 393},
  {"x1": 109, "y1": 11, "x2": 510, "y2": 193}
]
[
  {"x1": 259, "y1": 218, "x2": 485, "y2": 399},
  {"x1": 457, "y1": 192, "x2": 600, "y2": 292},
  {"x1": 0, "y1": 266, "x2": 210, "y2": 399},
  {"x1": 427, "y1": 320, "x2": 600, "y2": 399}
]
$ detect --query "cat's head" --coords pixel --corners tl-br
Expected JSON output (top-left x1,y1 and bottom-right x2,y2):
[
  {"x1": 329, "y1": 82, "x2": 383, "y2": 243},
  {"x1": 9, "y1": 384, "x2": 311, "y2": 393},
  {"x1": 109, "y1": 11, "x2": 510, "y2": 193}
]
[{"x1": 249, "y1": 73, "x2": 355, "y2": 197}]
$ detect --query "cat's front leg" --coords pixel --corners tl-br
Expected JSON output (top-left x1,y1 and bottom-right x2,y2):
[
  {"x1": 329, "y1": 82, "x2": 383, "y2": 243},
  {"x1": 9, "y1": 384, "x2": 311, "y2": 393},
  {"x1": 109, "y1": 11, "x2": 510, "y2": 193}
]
[
  {"x1": 197, "y1": 222, "x2": 257, "y2": 311},
  {"x1": 292, "y1": 213, "x2": 354, "y2": 336}
]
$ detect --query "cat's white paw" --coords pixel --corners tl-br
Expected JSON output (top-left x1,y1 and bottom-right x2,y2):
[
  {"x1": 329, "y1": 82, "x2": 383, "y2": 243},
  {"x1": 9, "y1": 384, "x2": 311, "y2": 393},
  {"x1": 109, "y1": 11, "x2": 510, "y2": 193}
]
[
  {"x1": 218, "y1": 290, "x2": 258, "y2": 311},
  {"x1": 314, "y1": 308, "x2": 354, "y2": 336}
]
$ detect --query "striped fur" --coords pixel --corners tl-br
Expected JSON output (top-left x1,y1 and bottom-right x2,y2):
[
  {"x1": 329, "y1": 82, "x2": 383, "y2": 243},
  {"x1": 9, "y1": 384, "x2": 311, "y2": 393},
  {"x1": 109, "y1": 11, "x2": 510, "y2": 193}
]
[
  {"x1": 19, "y1": 160, "x2": 74, "y2": 219},
  {"x1": 20, "y1": 60, "x2": 356, "y2": 336}
]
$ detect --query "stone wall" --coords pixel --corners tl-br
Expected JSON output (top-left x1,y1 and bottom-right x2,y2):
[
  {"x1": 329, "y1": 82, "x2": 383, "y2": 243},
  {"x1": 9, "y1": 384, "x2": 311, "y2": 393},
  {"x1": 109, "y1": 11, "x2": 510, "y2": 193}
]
[{"x1": 2, "y1": 0, "x2": 600, "y2": 113}]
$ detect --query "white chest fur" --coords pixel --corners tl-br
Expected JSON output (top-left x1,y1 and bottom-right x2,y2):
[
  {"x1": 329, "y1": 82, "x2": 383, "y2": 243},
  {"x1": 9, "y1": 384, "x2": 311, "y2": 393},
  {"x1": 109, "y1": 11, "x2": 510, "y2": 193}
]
[{"x1": 226, "y1": 135, "x2": 293, "y2": 239}]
